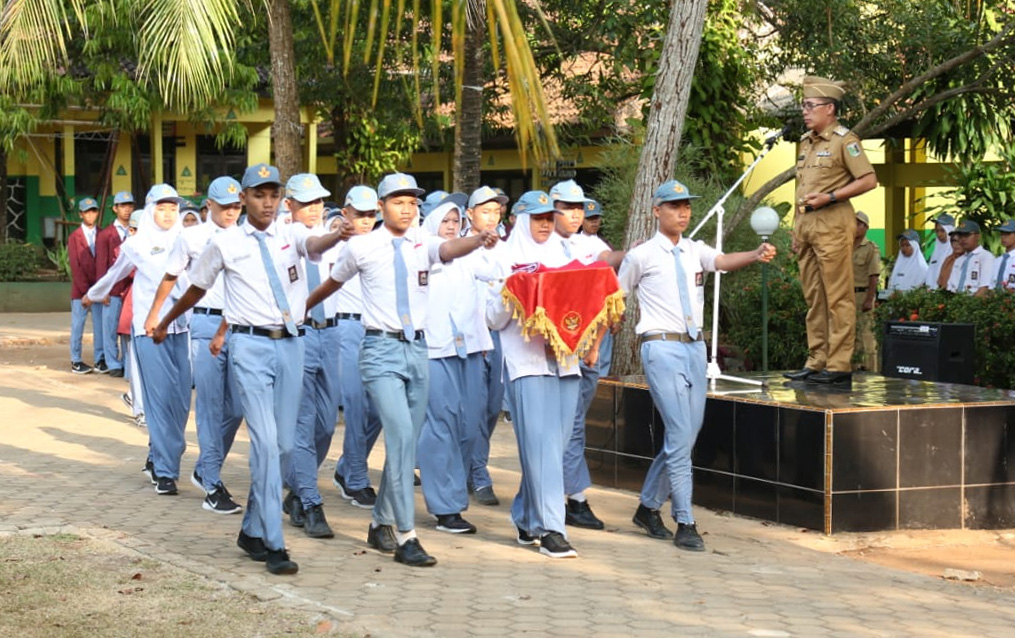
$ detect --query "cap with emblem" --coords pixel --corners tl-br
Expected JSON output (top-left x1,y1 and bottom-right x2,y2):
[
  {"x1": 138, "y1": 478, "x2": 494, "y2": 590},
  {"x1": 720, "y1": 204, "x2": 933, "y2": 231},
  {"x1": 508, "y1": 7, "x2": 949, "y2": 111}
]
[
  {"x1": 241, "y1": 163, "x2": 282, "y2": 189},
  {"x1": 950, "y1": 219, "x2": 981, "y2": 235},
  {"x1": 998, "y1": 219, "x2": 1015, "y2": 233},
  {"x1": 113, "y1": 191, "x2": 134, "y2": 205},
  {"x1": 802, "y1": 75, "x2": 845, "y2": 101},
  {"x1": 207, "y1": 176, "x2": 242, "y2": 205},
  {"x1": 344, "y1": 185, "x2": 379, "y2": 212},
  {"x1": 512, "y1": 191, "x2": 555, "y2": 216},
  {"x1": 78, "y1": 197, "x2": 99, "y2": 212},
  {"x1": 652, "y1": 180, "x2": 700, "y2": 207},
  {"x1": 929, "y1": 213, "x2": 956, "y2": 227},
  {"x1": 146, "y1": 183, "x2": 184, "y2": 204},
  {"x1": 584, "y1": 199, "x2": 603, "y2": 218},
  {"x1": 285, "y1": 173, "x2": 331, "y2": 203},
  {"x1": 419, "y1": 190, "x2": 449, "y2": 218},
  {"x1": 469, "y1": 185, "x2": 509, "y2": 209},
  {"x1": 128, "y1": 210, "x2": 143, "y2": 228},
  {"x1": 549, "y1": 179, "x2": 587, "y2": 204},
  {"x1": 855, "y1": 211, "x2": 870, "y2": 226},
  {"x1": 377, "y1": 172, "x2": 425, "y2": 199},
  {"x1": 897, "y1": 229, "x2": 920, "y2": 243}
]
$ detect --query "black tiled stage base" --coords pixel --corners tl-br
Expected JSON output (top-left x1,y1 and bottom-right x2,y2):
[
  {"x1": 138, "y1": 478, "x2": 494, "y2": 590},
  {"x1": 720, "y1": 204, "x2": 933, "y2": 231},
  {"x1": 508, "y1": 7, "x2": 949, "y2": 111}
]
[{"x1": 587, "y1": 373, "x2": 1015, "y2": 533}]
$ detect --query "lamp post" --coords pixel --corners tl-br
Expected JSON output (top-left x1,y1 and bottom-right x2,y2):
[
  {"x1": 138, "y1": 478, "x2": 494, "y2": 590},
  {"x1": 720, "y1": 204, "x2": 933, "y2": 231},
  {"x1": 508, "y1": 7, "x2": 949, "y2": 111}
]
[{"x1": 750, "y1": 207, "x2": 780, "y2": 372}]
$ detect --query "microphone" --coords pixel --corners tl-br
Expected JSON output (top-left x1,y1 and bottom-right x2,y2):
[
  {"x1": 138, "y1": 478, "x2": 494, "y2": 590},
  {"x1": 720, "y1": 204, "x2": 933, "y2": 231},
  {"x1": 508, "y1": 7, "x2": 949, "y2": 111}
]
[{"x1": 764, "y1": 124, "x2": 792, "y2": 148}]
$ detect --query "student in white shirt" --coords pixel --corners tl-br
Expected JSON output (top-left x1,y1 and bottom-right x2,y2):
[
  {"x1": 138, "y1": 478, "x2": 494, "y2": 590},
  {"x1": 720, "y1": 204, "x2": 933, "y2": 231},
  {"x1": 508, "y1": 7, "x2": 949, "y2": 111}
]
[
  {"x1": 619, "y1": 180, "x2": 774, "y2": 552},
  {"x1": 886, "y1": 229, "x2": 928, "y2": 293},
  {"x1": 331, "y1": 186, "x2": 384, "y2": 508},
  {"x1": 947, "y1": 219, "x2": 995, "y2": 296},
  {"x1": 991, "y1": 218, "x2": 1015, "y2": 291},
  {"x1": 281, "y1": 173, "x2": 343, "y2": 539},
  {"x1": 85, "y1": 185, "x2": 191, "y2": 497},
  {"x1": 152, "y1": 164, "x2": 348, "y2": 576},
  {"x1": 146, "y1": 176, "x2": 245, "y2": 515},
  {"x1": 924, "y1": 214, "x2": 955, "y2": 288},
  {"x1": 487, "y1": 190, "x2": 582, "y2": 559},
  {"x1": 306, "y1": 172, "x2": 498, "y2": 568}
]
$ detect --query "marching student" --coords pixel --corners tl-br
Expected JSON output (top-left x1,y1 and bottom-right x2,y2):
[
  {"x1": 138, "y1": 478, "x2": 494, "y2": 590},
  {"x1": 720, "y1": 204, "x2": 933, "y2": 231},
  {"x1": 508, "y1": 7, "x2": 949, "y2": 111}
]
[
  {"x1": 306, "y1": 172, "x2": 498, "y2": 568},
  {"x1": 69, "y1": 197, "x2": 105, "y2": 374},
  {"x1": 620, "y1": 180, "x2": 775, "y2": 552},
  {"x1": 486, "y1": 191, "x2": 582, "y2": 558},
  {"x1": 281, "y1": 173, "x2": 341, "y2": 539},
  {"x1": 95, "y1": 191, "x2": 135, "y2": 377},
  {"x1": 84, "y1": 185, "x2": 191, "y2": 496},
  {"x1": 145, "y1": 176, "x2": 245, "y2": 515},
  {"x1": 119, "y1": 211, "x2": 145, "y2": 427},
  {"x1": 460, "y1": 186, "x2": 510, "y2": 507},
  {"x1": 152, "y1": 163, "x2": 349, "y2": 576},
  {"x1": 331, "y1": 186, "x2": 384, "y2": 509}
]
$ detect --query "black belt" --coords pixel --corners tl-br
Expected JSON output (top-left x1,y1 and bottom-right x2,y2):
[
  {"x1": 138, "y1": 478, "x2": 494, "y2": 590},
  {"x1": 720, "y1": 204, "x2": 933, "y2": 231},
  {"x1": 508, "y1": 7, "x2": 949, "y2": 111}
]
[
  {"x1": 336, "y1": 312, "x2": 362, "y2": 321},
  {"x1": 230, "y1": 325, "x2": 305, "y2": 339},
  {"x1": 365, "y1": 329, "x2": 425, "y2": 342},
  {"x1": 854, "y1": 287, "x2": 869, "y2": 293},
  {"x1": 640, "y1": 332, "x2": 703, "y2": 344},
  {"x1": 193, "y1": 307, "x2": 223, "y2": 316},
  {"x1": 307, "y1": 317, "x2": 339, "y2": 329}
]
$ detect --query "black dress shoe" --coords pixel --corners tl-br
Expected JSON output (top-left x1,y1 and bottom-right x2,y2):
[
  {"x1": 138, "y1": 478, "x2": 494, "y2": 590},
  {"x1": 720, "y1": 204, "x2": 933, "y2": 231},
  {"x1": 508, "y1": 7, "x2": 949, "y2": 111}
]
[
  {"x1": 367, "y1": 524, "x2": 398, "y2": 553},
  {"x1": 565, "y1": 499, "x2": 605, "y2": 530},
  {"x1": 807, "y1": 370, "x2": 852, "y2": 385},
  {"x1": 783, "y1": 368, "x2": 818, "y2": 381},
  {"x1": 303, "y1": 504, "x2": 335, "y2": 538},
  {"x1": 265, "y1": 548, "x2": 299, "y2": 575},
  {"x1": 283, "y1": 490, "x2": 305, "y2": 527},
  {"x1": 394, "y1": 538, "x2": 437, "y2": 567},
  {"x1": 674, "y1": 523, "x2": 707, "y2": 552},
  {"x1": 237, "y1": 531, "x2": 268, "y2": 562},
  {"x1": 632, "y1": 504, "x2": 673, "y2": 539}
]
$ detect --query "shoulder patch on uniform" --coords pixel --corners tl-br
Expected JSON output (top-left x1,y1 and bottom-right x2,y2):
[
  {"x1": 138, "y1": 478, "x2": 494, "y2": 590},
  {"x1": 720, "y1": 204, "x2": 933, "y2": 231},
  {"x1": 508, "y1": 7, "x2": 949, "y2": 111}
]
[
  {"x1": 846, "y1": 142, "x2": 861, "y2": 157},
  {"x1": 834, "y1": 126, "x2": 849, "y2": 136}
]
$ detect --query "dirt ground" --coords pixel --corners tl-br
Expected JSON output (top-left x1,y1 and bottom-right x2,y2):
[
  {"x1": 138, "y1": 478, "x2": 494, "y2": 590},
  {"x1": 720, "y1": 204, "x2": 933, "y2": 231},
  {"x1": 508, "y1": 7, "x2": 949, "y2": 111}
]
[{"x1": 3, "y1": 338, "x2": 1014, "y2": 594}]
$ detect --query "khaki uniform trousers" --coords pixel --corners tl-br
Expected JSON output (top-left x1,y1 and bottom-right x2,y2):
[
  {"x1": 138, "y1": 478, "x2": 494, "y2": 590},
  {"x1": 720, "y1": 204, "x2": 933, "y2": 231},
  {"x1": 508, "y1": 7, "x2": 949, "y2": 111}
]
[
  {"x1": 794, "y1": 204, "x2": 856, "y2": 373},
  {"x1": 853, "y1": 292, "x2": 878, "y2": 372}
]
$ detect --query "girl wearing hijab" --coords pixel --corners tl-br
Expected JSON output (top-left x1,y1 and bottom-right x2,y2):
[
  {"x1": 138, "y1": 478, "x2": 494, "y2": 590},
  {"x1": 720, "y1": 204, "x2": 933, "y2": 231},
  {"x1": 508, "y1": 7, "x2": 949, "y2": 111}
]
[
  {"x1": 84, "y1": 184, "x2": 192, "y2": 496},
  {"x1": 887, "y1": 230, "x2": 929, "y2": 293},
  {"x1": 487, "y1": 191, "x2": 581, "y2": 559},
  {"x1": 925, "y1": 214, "x2": 955, "y2": 288},
  {"x1": 417, "y1": 198, "x2": 483, "y2": 535}
]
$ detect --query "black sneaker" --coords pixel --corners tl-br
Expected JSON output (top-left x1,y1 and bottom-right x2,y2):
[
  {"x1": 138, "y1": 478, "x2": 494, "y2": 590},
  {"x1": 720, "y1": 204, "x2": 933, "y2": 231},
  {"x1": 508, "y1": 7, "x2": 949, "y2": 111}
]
[
  {"x1": 190, "y1": 470, "x2": 207, "y2": 494},
  {"x1": 303, "y1": 504, "x2": 335, "y2": 538},
  {"x1": 71, "y1": 361, "x2": 92, "y2": 374},
  {"x1": 108, "y1": 367, "x2": 124, "y2": 378},
  {"x1": 366, "y1": 524, "x2": 397, "y2": 553},
  {"x1": 516, "y1": 525, "x2": 538, "y2": 546},
  {"x1": 283, "y1": 490, "x2": 305, "y2": 527},
  {"x1": 203, "y1": 484, "x2": 242, "y2": 515},
  {"x1": 539, "y1": 531, "x2": 577, "y2": 559},
  {"x1": 265, "y1": 548, "x2": 299, "y2": 575},
  {"x1": 414, "y1": 472, "x2": 421, "y2": 487},
  {"x1": 674, "y1": 523, "x2": 707, "y2": 552},
  {"x1": 473, "y1": 485, "x2": 500, "y2": 507},
  {"x1": 565, "y1": 498, "x2": 605, "y2": 530},
  {"x1": 155, "y1": 477, "x2": 178, "y2": 495},
  {"x1": 94, "y1": 359, "x2": 109, "y2": 374},
  {"x1": 142, "y1": 458, "x2": 156, "y2": 485},
  {"x1": 334, "y1": 472, "x2": 377, "y2": 509},
  {"x1": 121, "y1": 392, "x2": 133, "y2": 409},
  {"x1": 394, "y1": 538, "x2": 437, "y2": 567},
  {"x1": 435, "y1": 513, "x2": 477, "y2": 534},
  {"x1": 633, "y1": 504, "x2": 673, "y2": 539},
  {"x1": 237, "y1": 531, "x2": 267, "y2": 561}
]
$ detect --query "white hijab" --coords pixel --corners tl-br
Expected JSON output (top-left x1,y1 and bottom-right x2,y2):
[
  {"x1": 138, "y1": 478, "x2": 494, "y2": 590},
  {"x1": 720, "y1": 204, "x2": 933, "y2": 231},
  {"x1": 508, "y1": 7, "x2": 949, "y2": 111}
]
[
  {"x1": 925, "y1": 223, "x2": 955, "y2": 287},
  {"x1": 121, "y1": 188, "x2": 183, "y2": 271},
  {"x1": 888, "y1": 238, "x2": 929, "y2": 292},
  {"x1": 501, "y1": 212, "x2": 569, "y2": 269},
  {"x1": 422, "y1": 201, "x2": 461, "y2": 237}
]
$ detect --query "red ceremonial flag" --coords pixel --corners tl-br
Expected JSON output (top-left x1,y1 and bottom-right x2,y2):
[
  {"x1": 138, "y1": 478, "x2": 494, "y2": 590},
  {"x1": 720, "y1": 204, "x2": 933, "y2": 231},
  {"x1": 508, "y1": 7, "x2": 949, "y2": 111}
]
[{"x1": 502, "y1": 260, "x2": 625, "y2": 364}]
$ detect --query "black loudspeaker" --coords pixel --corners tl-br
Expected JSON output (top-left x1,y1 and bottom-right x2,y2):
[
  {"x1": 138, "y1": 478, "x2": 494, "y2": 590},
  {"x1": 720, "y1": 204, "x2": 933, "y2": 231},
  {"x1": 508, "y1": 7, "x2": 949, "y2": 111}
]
[{"x1": 882, "y1": 322, "x2": 975, "y2": 384}]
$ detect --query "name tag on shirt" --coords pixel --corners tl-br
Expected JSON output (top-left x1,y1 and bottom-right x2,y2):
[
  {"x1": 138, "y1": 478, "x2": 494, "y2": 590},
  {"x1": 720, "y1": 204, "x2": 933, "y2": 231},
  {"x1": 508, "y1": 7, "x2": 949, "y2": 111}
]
[
  {"x1": 1009, "y1": 274, "x2": 1015, "y2": 285},
  {"x1": 816, "y1": 151, "x2": 831, "y2": 157},
  {"x1": 418, "y1": 271, "x2": 429, "y2": 286},
  {"x1": 288, "y1": 265, "x2": 299, "y2": 283},
  {"x1": 971, "y1": 271, "x2": 979, "y2": 281},
  {"x1": 151, "y1": 246, "x2": 165, "y2": 255}
]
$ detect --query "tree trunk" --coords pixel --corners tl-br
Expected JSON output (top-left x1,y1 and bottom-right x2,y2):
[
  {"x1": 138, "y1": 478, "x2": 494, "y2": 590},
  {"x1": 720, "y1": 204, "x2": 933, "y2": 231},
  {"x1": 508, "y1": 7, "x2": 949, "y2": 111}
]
[
  {"x1": 268, "y1": 0, "x2": 303, "y2": 180},
  {"x1": 453, "y1": 2, "x2": 485, "y2": 194},
  {"x1": 613, "y1": 0, "x2": 709, "y2": 377},
  {"x1": 0, "y1": 148, "x2": 7, "y2": 243}
]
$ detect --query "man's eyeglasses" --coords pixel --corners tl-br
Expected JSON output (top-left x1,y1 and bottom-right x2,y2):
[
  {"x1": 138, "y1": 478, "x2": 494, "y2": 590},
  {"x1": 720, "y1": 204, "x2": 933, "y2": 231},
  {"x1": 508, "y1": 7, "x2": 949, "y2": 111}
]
[{"x1": 801, "y1": 100, "x2": 833, "y2": 112}]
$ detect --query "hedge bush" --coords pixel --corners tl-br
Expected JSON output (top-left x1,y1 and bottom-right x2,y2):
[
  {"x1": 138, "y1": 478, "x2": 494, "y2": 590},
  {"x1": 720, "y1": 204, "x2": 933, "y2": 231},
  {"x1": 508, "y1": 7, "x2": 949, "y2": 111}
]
[{"x1": 0, "y1": 242, "x2": 44, "y2": 282}]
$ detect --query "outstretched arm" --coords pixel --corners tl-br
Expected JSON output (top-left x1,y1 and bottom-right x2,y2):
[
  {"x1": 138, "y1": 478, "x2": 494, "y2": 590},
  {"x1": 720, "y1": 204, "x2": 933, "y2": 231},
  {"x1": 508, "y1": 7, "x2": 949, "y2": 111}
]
[{"x1": 714, "y1": 242, "x2": 776, "y2": 272}]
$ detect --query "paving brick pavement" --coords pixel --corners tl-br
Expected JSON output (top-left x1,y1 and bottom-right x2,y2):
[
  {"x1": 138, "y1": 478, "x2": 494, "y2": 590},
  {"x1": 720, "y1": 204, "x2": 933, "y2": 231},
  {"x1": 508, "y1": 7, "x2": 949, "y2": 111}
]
[{"x1": 2, "y1": 313, "x2": 1014, "y2": 637}]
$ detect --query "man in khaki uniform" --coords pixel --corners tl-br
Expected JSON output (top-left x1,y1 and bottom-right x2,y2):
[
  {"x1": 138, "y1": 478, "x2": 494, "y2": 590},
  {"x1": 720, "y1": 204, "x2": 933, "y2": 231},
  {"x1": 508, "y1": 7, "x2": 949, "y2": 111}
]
[
  {"x1": 784, "y1": 76, "x2": 878, "y2": 385},
  {"x1": 851, "y1": 211, "x2": 880, "y2": 372}
]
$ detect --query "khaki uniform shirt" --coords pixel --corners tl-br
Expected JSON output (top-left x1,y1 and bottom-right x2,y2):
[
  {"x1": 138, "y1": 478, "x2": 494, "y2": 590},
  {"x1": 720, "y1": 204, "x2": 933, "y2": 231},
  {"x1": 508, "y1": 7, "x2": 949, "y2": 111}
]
[
  {"x1": 796, "y1": 123, "x2": 876, "y2": 212},
  {"x1": 852, "y1": 239, "x2": 881, "y2": 289}
]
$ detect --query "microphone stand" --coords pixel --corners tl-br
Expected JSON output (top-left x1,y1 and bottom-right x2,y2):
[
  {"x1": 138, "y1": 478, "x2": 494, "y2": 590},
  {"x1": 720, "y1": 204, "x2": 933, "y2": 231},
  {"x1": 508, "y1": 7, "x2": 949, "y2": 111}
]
[{"x1": 688, "y1": 133, "x2": 783, "y2": 390}]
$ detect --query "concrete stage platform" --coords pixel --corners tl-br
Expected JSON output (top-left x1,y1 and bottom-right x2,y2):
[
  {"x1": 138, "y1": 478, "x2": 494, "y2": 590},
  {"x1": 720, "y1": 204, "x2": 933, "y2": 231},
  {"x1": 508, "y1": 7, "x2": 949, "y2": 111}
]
[{"x1": 585, "y1": 372, "x2": 1015, "y2": 534}]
